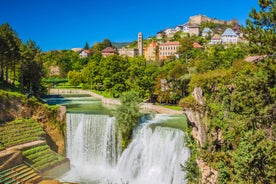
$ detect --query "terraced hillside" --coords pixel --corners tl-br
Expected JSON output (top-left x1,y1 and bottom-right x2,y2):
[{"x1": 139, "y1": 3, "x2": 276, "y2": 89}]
[
  {"x1": 0, "y1": 118, "x2": 45, "y2": 149},
  {"x1": 0, "y1": 163, "x2": 42, "y2": 183},
  {"x1": 22, "y1": 144, "x2": 66, "y2": 172},
  {"x1": 0, "y1": 118, "x2": 69, "y2": 182}
]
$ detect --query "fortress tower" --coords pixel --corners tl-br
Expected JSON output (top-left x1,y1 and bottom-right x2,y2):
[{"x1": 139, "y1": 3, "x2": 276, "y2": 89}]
[{"x1": 138, "y1": 32, "x2": 143, "y2": 56}]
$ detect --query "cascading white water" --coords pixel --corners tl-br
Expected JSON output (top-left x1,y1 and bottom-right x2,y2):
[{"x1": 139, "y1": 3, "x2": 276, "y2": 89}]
[
  {"x1": 62, "y1": 113, "x2": 117, "y2": 181},
  {"x1": 61, "y1": 113, "x2": 190, "y2": 184},
  {"x1": 114, "y1": 124, "x2": 190, "y2": 184}
]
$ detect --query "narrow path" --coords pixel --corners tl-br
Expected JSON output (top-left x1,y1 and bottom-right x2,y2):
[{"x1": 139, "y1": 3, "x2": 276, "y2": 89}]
[{"x1": 49, "y1": 89, "x2": 183, "y2": 114}]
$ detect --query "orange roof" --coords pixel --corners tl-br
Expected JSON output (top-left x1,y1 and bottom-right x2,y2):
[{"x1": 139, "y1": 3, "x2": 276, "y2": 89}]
[
  {"x1": 193, "y1": 42, "x2": 203, "y2": 48},
  {"x1": 83, "y1": 50, "x2": 92, "y2": 54},
  {"x1": 160, "y1": 41, "x2": 180, "y2": 46}
]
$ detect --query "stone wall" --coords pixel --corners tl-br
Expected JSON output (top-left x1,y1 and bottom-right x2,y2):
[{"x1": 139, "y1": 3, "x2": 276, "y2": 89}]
[
  {"x1": 0, "y1": 151, "x2": 22, "y2": 171},
  {"x1": 189, "y1": 15, "x2": 235, "y2": 25},
  {"x1": 41, "y1": 159, "x2": 70, "y2": 179}
]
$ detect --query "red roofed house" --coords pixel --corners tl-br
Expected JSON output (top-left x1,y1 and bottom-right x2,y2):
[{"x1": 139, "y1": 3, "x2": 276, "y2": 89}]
[
  {"x1": 159, "y1": 41, "x2": 180, "y2": 60},
  {"x1": 79, "y1": 49, "x2": 92, "y2": 58},
  {"x1": 101, "y1": 47, "x2": 118, "y2": 57},
  {"x1": 193, "y1": 42, "x2": 204, "y2": 49}
]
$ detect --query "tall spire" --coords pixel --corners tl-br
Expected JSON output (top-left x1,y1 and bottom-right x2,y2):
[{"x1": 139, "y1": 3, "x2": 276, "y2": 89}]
[{"x1": 138, "y1": 32, "x2": 143, "y2": 56}]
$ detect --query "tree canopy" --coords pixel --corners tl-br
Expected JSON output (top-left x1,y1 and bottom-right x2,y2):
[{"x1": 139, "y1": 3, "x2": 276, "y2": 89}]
[{"x1": 243, "y1": 0, "x2": 276, "y2": 54}]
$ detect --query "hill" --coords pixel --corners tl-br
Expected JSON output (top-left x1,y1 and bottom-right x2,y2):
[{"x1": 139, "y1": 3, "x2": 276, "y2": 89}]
[{"x1": 112, "y1": 42, "x2": 133, "y2": 49}]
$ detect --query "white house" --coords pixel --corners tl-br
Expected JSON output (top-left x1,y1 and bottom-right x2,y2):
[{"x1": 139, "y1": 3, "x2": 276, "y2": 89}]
[
  {"x1": 202, "y1": 27, "x2": 213, "y2": 37},
  {"x1": 182, "y1": 24, "x2": 189, "y2": 33},
  {"x1": 182, "y1": 23, "x2": 200, "y2": 36},
  {"x1": 221, "y1": 28, "x2": 238, "y2": 44},
  {"x1": 164, "y1": 28, "x2": 175, "y2": 35},
  {"x1": 175, "y1": 25, "x2": 183, "y2": 32},
  {"x1": 79, "y1": 50, "x2": 92, "y2": 58}
]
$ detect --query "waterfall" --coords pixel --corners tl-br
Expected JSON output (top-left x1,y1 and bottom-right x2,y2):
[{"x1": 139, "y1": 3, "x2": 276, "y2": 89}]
[
  {"x1": 62, "y1": 113, "x2": 189, "y2": 184},
  {"x1": 63, "y1": 113, "x2": 117, "y2": 181},
  {"x1": 115, "y1": 124, "x2": 189, "y2": 184}
]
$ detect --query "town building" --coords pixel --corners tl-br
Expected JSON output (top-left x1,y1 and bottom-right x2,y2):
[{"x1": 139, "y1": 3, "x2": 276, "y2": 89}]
[
  {"x1": 101, "y1": 47, "x2": 118, "y2": 57},
  {"x1": 202, "y1": 27, "x2": 213, "y2": 37},
  {"x1": 156, "y1": 31, "x2": 165, "y2": 39},
  {"x1": 144, "y1": 42, "x2": 158, "y2": 61},
  {"x1": 159, "y1": 41, "x2": 180, "y2": 60},
  {"x1": 193, "y1": 42, "x2": 204, "y2": 50},
  {"x1": 221, "y1": 28, "x2": 238, "y2": 44},
  {"x1": 174, "y1": 25, "x2": 183, "y2": 32},
  {"x1": 209, "y1": 34, "x2": 222, "y2": 44},
  {"x1": 79, "y1": 49, "x2": 92, "y2": 58},
  {"x1": 233, "y1": 23, "x2": 243, "y2": 37},
  {"x1": 71, "y1": 48, "x2": 83, "y2": 52},
  {"x1": 164, "y1": 28, "x2": 175, "y2": 35},
  {"x1": 182, "y1": 23, "x2": 200, "y2": 36},
  {"x1": 138, "y1": 32, "x2": 143, "y2": 56},
  {"x1": 118, "y1": 47, "x2": 138, "y2": 57}
]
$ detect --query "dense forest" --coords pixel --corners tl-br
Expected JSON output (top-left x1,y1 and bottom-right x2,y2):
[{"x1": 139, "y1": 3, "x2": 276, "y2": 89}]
[{"x1": 0, "y1": 0, "x2": 275, "y2": 183}]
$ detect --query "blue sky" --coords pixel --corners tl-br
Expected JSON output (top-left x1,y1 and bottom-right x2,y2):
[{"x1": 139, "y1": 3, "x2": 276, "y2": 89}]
[{"x1": 1, "y1": 0, "x2": 259, "y2": 51}]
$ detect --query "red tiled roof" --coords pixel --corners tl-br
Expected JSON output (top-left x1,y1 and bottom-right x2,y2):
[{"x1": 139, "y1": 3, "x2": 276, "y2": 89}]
[
  {"x1": 193, "y1": 42, "x2": 203, "y2": 48},
  {"x1": 101, "y1": 47, "x2": 117, "y2": 53},
  {"x1": 233, "y1": 24, "x2": 240, "y2": 30},
  {"x1": 83, "y1": 50, "x2": 92, "y2": 54}
]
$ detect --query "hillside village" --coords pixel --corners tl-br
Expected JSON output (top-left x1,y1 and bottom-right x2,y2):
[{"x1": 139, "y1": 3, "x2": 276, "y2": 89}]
[
  {"x1": 72, "y1": 14, "x2": 247, "y2": 61},
  {"x1": 0, "y1": 1, "x2": 275, "y2": 183}
]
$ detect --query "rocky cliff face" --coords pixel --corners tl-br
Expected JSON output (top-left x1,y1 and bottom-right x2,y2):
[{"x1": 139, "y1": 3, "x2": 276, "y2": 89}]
[
  {"x1": 0, "y1": 92, "x2": 66, "y2": 154},
  {"x1": 184, "y1": 87, "x2": 218, "y2": 184},
  {"x1": 184, "y1": 87, "x2": 207, "y2": 146}
]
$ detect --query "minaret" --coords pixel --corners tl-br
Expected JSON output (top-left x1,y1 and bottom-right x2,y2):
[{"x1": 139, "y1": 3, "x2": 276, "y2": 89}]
[{"x1": 138, "y1": 32, "x2": 143, "y2": 56}]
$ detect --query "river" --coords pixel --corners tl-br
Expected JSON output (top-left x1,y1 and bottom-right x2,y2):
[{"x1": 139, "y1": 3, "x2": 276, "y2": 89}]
[{"x1": 44, "y1": 94, "x2": 190, "y2": 184}]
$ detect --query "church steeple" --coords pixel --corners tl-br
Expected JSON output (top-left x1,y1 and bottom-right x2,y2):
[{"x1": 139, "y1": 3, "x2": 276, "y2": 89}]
[{"x1": 138, "y1": 32, "x2": 143, "y2": 56}]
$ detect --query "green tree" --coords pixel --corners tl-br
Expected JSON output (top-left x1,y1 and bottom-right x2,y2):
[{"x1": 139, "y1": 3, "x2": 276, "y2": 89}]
[
  {"x1": 68, "y1": 70, "x2": 83, "y2": 87},
  {"x1": 103, "y1": 38, "x2": 112, "y2": 48},
  {"x1": 83, "y1": 42, "x2": 89, "y2": 50},
  {"x1": 0, "y1": 23, "x2": 21, "y2": 84},
  {"x1": 115, "y1": 91, "x2": 141, "y2": 149},
  {"x1": 100, "y1": 55, "x2": 130, "y2": 97},
  {"x1": 243, "y1": 0, "x2": 276, "y2": 54},
  {"x1": 19, "y1": 40, "x2": 45, "y2": 96}
]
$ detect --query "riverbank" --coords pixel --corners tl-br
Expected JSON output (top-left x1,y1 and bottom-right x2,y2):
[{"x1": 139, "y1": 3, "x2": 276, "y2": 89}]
[{"x1": 49, "y1": 89, "x2": 183, "y2": 115}]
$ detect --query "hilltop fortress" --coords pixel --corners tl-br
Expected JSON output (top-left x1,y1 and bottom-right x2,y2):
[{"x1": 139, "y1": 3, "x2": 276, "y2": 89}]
[{"x1": 189, "y1": 14, "x2": 236, "y2": 25}]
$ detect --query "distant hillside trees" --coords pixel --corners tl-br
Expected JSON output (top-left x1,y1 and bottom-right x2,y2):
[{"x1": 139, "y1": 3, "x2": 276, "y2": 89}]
[
  {"x1": 91, "y1": 38, "x2": 113, "y2": 53},
  {"x1": 40, "y1": 50, "x2": 81, "y2": 78}
]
